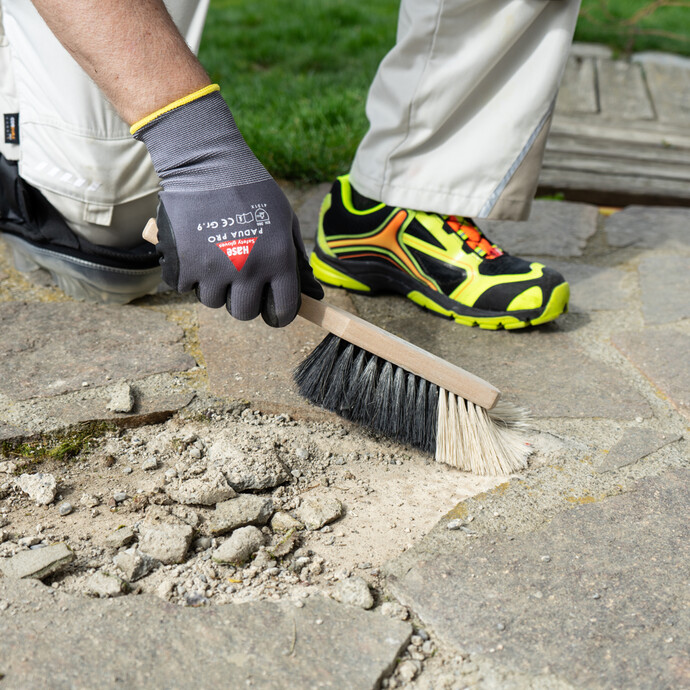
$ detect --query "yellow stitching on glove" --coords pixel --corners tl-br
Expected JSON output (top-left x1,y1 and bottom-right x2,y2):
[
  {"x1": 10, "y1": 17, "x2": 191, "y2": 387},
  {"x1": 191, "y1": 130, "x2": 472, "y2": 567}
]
[{"x1": 129, "y1": 83, "x2": 220, "y2": 134}]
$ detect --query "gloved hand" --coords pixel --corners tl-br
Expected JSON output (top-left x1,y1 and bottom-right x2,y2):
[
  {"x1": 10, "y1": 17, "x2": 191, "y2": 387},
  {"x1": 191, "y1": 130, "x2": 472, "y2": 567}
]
[{"x1": 132, "y1": 84, "x2": 323, "y2": 327}]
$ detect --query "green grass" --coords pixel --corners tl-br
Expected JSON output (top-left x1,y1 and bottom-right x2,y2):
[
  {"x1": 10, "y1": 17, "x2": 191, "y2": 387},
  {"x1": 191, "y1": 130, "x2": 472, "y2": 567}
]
[{"x1": 198, "y1": 0, "x2": 690, "y2": 183}]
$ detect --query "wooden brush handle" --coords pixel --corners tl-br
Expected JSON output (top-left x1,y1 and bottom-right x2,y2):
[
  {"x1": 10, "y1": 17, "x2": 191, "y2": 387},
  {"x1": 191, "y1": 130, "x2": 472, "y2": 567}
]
[
  {"x1": 142, "y1": 218, "x2": 499, "y2": 409},
  {"x1": 298, "y1": 295, "x2": 500, "y2": 410}
]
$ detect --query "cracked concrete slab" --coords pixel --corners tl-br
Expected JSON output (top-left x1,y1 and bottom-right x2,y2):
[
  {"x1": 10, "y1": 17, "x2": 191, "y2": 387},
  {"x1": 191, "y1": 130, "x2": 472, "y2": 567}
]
[
  {"x1": 386, "y1": 471, "x2": 689, "y2": 690},
  {"x1": 0, "y1": 302, "x2": 194, "y2": 401},
  {"x1": 638, "y1": 256, "x2": 690, "y2": 325},
  {"x1": 0, "y1": 579, "x2": 410, "y2": 690},
  {"x1": 605, "y1": 206, "x2": 690, "y2": 249},
  {"x1": 596, "y1": 427, "x2": 682, "y2": 473}
]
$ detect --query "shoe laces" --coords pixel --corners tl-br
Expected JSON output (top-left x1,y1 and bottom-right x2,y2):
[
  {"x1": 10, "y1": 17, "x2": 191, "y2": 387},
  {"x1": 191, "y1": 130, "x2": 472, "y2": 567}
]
[{"x1": 445, "y1": 215, "x2": 503, "y2": 259}]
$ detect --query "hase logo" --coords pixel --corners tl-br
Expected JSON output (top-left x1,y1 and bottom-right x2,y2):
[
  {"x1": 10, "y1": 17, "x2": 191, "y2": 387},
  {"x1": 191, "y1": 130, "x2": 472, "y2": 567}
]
[{"x1": 216, "y1": 238, "x2": 257, "y2": 271}]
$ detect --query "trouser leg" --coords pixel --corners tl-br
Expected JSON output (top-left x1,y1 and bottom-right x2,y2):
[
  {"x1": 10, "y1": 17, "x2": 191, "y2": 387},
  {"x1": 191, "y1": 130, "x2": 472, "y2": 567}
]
[
  {"x1": 349, "y1": 0, "x2": 581, "y2": 220},
  {"x1": 0, "y1": 0, "x2": 210, "y2": 248}
]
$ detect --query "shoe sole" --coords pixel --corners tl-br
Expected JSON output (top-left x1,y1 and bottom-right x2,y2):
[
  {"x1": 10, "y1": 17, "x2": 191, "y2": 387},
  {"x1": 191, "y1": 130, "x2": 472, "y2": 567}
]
[
  {"x1": 2, "y1": 233, "x2": 162, "y2": 304},
  {"x1": 311, "y1": 249, "x2": 569, "y2": 330}
]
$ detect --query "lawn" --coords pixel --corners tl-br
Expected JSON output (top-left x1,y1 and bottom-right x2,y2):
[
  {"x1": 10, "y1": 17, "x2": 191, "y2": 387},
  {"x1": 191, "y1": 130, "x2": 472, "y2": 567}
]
[{"x1": 198, "y1": 0, "x2": 690, "y2": 183}]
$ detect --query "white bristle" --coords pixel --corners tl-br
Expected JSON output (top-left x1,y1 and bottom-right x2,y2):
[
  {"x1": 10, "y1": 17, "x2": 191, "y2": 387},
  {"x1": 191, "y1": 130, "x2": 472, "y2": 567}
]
[{"x1": 435, "y1": 389, "x2": 532, "y2": 475}]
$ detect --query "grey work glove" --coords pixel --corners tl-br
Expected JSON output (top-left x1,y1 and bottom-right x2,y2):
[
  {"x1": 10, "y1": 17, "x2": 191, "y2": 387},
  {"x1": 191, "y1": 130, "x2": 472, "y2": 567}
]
[{"x1": 133, "y1": 86, "x2": 323, "y2": 327}]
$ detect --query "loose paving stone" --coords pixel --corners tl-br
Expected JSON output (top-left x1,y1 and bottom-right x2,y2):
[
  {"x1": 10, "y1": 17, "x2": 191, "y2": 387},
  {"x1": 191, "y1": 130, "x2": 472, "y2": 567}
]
[
  {"x1": 0, "y1": 543, "x2": 75, "y2": 580},
  {"x1": 197, "y1": 287, "x2": 356, "y2": 420},
  {"x1": 165, "y1": 471, "x2": 236, "y2": 506},
  {"x1": 104, "y1": 526, "x2": 136, "y2": 550},
  {"x1": 212, "y1": 525, "x2": 264, "y2": 565},
  {"x1": 605, "y1": 206, "x2": 690, "y2": 250},
  {"x1": 0, "y1": 302, "x2": 194, "y2": 401},
  {"x1": 478, "y1": 201, "x2": 599, "y2": 258},
  {"x1": 270, "y1": 511, "x2": 304, "y2": 533},
  {"x1": 113, "y1": 548, "x2": 157, "y2": 582},
  {"x1": 596, "y1": 427, "x2": 681, "y2": 473},
  {"x1": 85, "y1": 571, "x2": 129, "y2": 598},
  {"x1": 0, "y1": 579, "x2": 411, "y2": 690},
  {"x1": 106, "y1": 381, "x2": 135, "y2": 413},
  {"x1": 353, "y1": 296, "x2": 651, "y2": 419},
  {"x1": 208, "y1": 495, "x2": 274, "y2": 536},
  {"x1": 638, "y1": 256, "x2": 690, "y2": 325},
  {"x1": 15, "y1": 472, "x2": 57, "y2": 506},
  {"x1": 612, "y1": 329, "x2": 690, "y2": 420},
  {"x1": 138, "y1": 515, "x2": 194, "y2": 565},
  {"x1": 332, "y1": 576, "x2": 374, "y2": 610},
  {"x1": 296, "y1": 494, "x2": 344, "y2": 530},
  {"x1": 207, "y1": 435, "x2": 289, "y2": 491},
  {"x1": 540, "y1": 261, "x2": 629, "y2": 313},
  {"x1": 386, "y1": 471, "x2": 689, "y2": 690}
]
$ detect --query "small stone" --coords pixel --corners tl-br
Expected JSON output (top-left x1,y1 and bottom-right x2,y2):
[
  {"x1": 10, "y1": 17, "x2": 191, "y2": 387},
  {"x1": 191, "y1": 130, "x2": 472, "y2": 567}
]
[
  {"x1": 104, "y1": 525, "x2": 136, "y2": 549},
  {"x1": 15, "y1": 473, "x2": 57, "y2": 506},
  {"x1": 294, "y1": 448, "x2": 309, "y2": 461},
  {"x1": 80, "y1": 494, "x2": 100, "y2": 508},
  {"x1": 291, "y1": 469, "x2": 302, "y2": 479},
  {"x1": 497, "y1": 622, "x2": 506, "y2": 631},
  {"x1": 541, "y1": 555, "x2": 551, "y2": 562},
  {"x1": 138, "y1": 519, "x2": 194, "y2": 565},
  {"x1": 164, "y1": 469, "x2": 177, "y2": 479},
  {"x1": 332, "y1": 576, "x2": 374, "y2": 610},
  {"x1": 380, "y1": 602, "x2": 409, "y2": 620},
  {"x1": 189, "y1": 448, "x2": 202, "y2": 460},
  {"x1": 165, "y1": 471, "x2": 236, "y2": 506},
  {"x1": 212, "y1": 526, "x2": 264, "y2": 565},
  {"x1": 85, "y1": 571, "x2": 129, "y2": 598},
  {"x1": 156, "y1": 579, "x2": 175, "y2": 600},
  {"x1": 142, "y1": 457, "x2": 158, "y2": 471},
  {"x1": 58, "y1": 502, "x2": 73, "y2": 516},
  {"x1": 208, "y1": 494, "x2": 274, "y2": 535},
  {"x1": 397, "y1": 660, "x2": 419, "y2": 683},
  {"x1": 446, "y1": 519, "x2": 464, "y2": 531},
  {"x1": 269, "y1": 532, "x2": 300, "y2": 559},
  {"x1": 270, "y1": 511, "x2": 304, "y2": 533},
  {"x1": 113, "y1": 492, "x2": 128, "y2": 503},
  {"x1": 122, "y1": 467, "x2": 133, "y2": 475},
  {"x1": 113, "y1": 547, "x2": 158, "y2": 581},
  {"x1": 0, "y1": 461, "x2": 17, "y2": 474},
  {"x1": 104, "y1": 455, "x2": 117, "y2": 467},
  {"x1": 0, "y1": 543, "x2": 75, "y2": 580},
  {"x1": 194, "y1": 536, "x2": 212, "y2": 551},
  {"x1": 106, "y1": 381, "x2": 135, "y2": 413},
  {"x1": 295, "y1": 495, "x2": 343, "y2": 530}
]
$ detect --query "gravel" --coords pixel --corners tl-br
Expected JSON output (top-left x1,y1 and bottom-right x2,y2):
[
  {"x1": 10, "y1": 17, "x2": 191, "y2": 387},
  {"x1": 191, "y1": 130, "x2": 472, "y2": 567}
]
[
  {"x1": 106, "y1": 381, "x2": 135, "y2": 413},
  {"x1": 165, "y1": 471, "x2": 236, "y2": 506},
  {"x1": 58, "y1": 502, "x2": 73, "y2": 516},
  {"x1": 296, "y1": 495, "x2": 343, "y2": 530},
  {"x1": 208, "y1": 495, "x2": 274, "y2": 536},
  {"x1": 85, "y1": 571, "x2": 129, "y2": 598},
  {"x1": 113, "y1": 548, "x2": 158, "y2": 581},
  {"x1": 212, "y1": 526, "x2": 264, "y2": 565},
  {"x1": 332, "y1": 576, "x2": 374, "y2": 610}
]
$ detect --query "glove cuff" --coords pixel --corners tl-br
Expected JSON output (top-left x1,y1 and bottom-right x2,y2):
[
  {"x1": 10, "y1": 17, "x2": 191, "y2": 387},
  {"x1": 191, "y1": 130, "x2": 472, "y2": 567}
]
[{"x1": 129, "y1": 83, "x2": 220, "y2": 134}]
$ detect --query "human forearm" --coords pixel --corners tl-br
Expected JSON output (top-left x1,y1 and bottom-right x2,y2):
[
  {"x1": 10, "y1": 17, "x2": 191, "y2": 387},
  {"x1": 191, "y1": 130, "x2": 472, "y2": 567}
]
[{"x1": 30, "y1": 0, "x2": 211, "y2": 124}]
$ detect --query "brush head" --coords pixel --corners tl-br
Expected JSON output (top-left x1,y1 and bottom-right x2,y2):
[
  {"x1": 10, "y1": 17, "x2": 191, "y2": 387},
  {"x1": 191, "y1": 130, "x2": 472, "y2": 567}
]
[{"x1": 295, "y1": 333, "x2": 531, "y2": 475}]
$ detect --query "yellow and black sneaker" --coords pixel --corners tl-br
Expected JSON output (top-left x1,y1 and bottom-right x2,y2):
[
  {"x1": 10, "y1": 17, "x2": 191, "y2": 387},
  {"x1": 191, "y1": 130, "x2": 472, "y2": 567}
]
[{"x1": 311, "y1": 175, "x2": 569, "y2": 330}]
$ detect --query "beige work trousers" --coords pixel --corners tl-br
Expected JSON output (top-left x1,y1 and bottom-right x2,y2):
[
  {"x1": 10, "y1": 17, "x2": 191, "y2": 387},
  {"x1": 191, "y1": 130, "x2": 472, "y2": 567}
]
[
  {"x1": 0, "y1": 0, "x2": 209, "y2": 248},
  {"x1": 0, "y1": 0, "x2": 580, "y2": 251}
]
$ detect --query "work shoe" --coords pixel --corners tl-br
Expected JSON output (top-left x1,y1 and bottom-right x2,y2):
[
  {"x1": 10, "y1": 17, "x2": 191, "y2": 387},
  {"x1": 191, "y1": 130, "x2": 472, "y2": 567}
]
[
  {"x1": 311, "y1": 175, "x2": 569, "y2": 330},
  {"x1": 0, "y1": 154, "x2": 161, "y2": 304}
]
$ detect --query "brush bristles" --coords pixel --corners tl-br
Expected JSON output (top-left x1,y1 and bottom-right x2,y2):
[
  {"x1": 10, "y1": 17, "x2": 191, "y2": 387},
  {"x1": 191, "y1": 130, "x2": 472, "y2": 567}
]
[{"x1": 294, "y1": 333, "x2": 531, "y2": 475}]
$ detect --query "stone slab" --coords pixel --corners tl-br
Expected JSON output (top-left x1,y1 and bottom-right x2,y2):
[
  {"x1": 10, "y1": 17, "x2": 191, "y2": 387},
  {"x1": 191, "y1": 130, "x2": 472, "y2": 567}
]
[
  {"x1": 612, "y1": 330, "x2": 690, "y2": 420},
  {"x1": 0, "y1": 543, "x2": 75, "y2": 580},
  {"x1": 596, "y1": 427, "x2": 682, "y2": 473},
  {"x1": 0, "y1": 580, "x2": 410, "y2": 690},
  {"x1": 605, "y1": 206, "x2": 690, "y2": 250},
  {"x1": 198, "y1": 287, "x2": 356, "y2": 420},
  {"x1": 478, "y1": 201, "x2": 599, "y2": 258},
  {"x1": 352, "y1": 295, "x2": 651, "y2": 420},
  {"x1": 0, "y1": 422, "x2": 28, "y2": 442},
  {"x1": 639, "y1": 256, "x2": 690, "y2": 325},
  {"x1": 0, "y1": 303, "x2": 194, "y2": 401},
  {"x1": 387, "y1": 470, "x2": 690, "y2": 690},
  {"x1": 540, "y1": 260, "x2": 629, "y2": 312}
]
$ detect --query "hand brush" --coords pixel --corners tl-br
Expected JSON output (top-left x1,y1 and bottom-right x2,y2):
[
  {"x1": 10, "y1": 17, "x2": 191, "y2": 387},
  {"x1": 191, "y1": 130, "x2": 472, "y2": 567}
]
[
  {"x1": 295, "y1": 295, "x2": 530, "y2": 476},
  {"x1": 143, "y1": 219, "x2": 530, "y2": 475}
]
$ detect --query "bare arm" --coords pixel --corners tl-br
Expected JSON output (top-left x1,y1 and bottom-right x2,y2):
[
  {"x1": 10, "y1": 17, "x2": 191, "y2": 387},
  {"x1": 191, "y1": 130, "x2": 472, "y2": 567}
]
[{"x1": 30, "y1": 0, "x2": 211, "y2": 124}]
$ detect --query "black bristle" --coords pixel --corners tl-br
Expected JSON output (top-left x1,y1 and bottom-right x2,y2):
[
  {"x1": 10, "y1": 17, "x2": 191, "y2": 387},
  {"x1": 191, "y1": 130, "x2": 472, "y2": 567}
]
[
  {"x1": 350, "y1": 355, "x2": 380, "y2": 423},
  {"x1": 294, "y1": 336, "x2": 441, "y2": 456},
  {"x1": 412, "y1": 378, "x2": 428, "y2": 449},
  {"x1": 388, "y1": 366, "x2": 407, "y2": 440},
  {"x1": 425, "y1": 383, "x2": 439, "y2": 453},
  {"x1": 372, "y1": 360, "x2": 394, "y2": 431},
  {"x1": 293, "y1": 333, "x2": 340, "y2": 405},
  {"x1": 321, "y1": 342, "x2": 354, "y2": 411}
]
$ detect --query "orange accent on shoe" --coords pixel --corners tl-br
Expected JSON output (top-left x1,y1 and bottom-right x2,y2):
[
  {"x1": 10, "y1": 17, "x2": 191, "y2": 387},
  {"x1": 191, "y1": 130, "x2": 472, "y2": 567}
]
[
  {"x1": 446, "y1": 216, "x2": 503, "y2": 259},
  {"x1": 327, "y1": 210, "x2": 437, "y2": 290}
]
